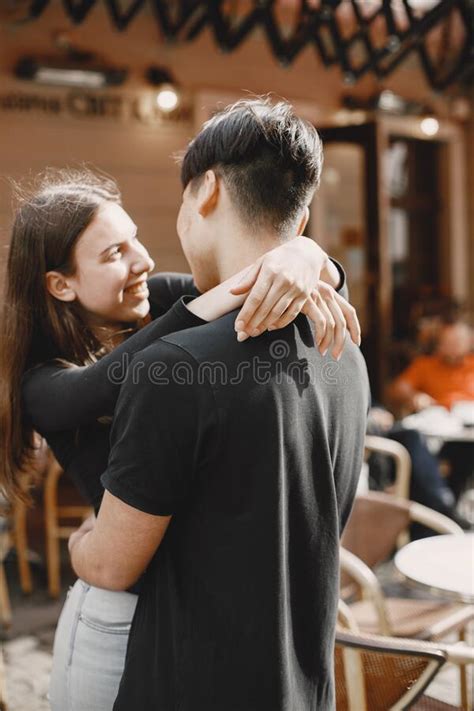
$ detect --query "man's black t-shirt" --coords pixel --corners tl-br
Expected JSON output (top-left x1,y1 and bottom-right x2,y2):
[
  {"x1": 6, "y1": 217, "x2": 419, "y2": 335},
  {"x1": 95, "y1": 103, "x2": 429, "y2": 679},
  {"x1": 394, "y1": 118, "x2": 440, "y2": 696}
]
[{"x1": 102, "y1": 308, "x2": 370, "y2": 710}]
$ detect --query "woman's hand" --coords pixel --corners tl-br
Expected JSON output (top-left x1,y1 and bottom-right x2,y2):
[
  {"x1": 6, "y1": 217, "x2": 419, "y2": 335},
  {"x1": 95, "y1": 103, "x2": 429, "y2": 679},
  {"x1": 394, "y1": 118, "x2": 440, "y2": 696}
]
[
  {"x1": 230, "y1": 236, "x2": 331, "y2": 336},
  {"x1": 301, "y1": 283, "x2": 361, "y2": 359},
  {"x1": 230, "y1": 238, "x2": 361, "y2": 356},
  {"x1": 235, "y1": 280, "x2": 360, "y2": 358},
  {"x1": 186, "y1": 235, "x2": 361, "y2": 357}
]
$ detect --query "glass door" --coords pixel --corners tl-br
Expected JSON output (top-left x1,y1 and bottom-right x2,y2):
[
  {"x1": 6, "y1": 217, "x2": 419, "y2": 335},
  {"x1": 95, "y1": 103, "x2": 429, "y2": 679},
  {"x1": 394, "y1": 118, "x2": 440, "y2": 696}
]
[{"x1": 310, "y1": 122, "x2": 388, "y2": 398}]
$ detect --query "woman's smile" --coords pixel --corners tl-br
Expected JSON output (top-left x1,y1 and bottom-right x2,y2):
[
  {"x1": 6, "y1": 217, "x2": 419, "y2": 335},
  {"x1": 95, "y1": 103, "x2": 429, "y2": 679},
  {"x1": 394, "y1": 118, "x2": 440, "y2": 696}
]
[{"x1": 124, "y1": 280, "x2": 149, "y2": 298}]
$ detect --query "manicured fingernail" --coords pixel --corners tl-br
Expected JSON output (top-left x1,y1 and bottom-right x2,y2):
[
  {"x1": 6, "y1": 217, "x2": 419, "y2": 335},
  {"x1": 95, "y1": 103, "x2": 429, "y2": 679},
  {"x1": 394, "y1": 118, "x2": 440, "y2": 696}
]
[
  {"x1": 237, "y1": 332, "x2": 249, "y2": 342},
  {"x1": 268, "y1": 326, "x2": 276, "y2": 331},
  {"x1": 235, "y1": 320, "x2": 244, "y2": 331},
  {"x1": 321, "y1": 349, "x2": 328, "y2": 357}
]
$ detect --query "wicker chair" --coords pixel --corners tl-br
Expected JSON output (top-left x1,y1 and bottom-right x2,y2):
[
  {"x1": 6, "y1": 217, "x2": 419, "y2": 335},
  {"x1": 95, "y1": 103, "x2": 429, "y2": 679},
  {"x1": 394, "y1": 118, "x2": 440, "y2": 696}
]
[
  {"x1": 340, "y1": 491, "x2": 474, "y2": 708},
  {"x1": 0, "y1": 645, "x2": 7, "y2": 711},
  {"x1": 0, "y1": 523, "x2": 11, "y2": 628},
  {"x1": 365, "y1": 435, "x2": 412, "y2": 500},
  {"x1": 44, "y1": 454, "x2": 93, "y2": 597},
  {"x1": 335, "y1": 626, "x2": 474, "y2": 711},
  {"x1": 0, "y1": 468, "x2": 39, "y2": 618}
]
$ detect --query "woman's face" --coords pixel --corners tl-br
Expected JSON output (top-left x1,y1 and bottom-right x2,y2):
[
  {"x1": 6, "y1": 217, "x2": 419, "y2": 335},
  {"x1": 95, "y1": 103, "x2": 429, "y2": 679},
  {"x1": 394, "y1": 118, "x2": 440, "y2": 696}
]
[{"x1": 50, "y1": 202, "x2": 155, "y2": 327}]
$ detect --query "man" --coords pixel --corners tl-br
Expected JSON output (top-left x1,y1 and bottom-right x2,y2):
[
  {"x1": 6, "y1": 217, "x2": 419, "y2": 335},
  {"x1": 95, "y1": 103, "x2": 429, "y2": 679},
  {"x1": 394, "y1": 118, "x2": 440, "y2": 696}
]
[
  {"x1": 389, "y1": 319, "x2": 474, "y2": 502},
  {"x1": 367, "y1": 407, "x2": 469, "y2": 532},
  {"x1": 390, "y1": 320, "x2": 474, "y2": 413},
  {"x1": 71, "y1": 98, "x2": 370, "y2": 710}
]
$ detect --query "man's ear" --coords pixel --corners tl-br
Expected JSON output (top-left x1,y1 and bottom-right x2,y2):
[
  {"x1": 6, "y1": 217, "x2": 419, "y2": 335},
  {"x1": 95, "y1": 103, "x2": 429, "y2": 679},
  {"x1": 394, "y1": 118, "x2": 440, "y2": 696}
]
[
  {"x1": 45, "y1": 271, "x2": 77, "y2": 302},
  {"x1": 197, "y1": 170, "x2": 219, "y2": 218},
  {"x1": 296, "y1": 207, "x2": 310, "y2": 236}
]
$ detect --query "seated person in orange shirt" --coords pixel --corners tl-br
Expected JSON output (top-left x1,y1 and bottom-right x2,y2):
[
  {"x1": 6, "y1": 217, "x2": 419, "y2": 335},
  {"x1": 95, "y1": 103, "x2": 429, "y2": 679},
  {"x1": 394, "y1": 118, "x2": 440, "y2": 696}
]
[
  {"x1": 390, "y1": 320, "x2": 473, "y2": 503},
  {"x1": 391, "y1": 320, "x2": 474, "y2": 413}
]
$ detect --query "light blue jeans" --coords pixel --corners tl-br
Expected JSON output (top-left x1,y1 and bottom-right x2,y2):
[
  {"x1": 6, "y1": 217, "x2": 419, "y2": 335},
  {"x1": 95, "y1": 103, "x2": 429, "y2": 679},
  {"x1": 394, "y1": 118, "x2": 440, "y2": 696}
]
[{"x1": 49, "y1": 579, "x2": 138, "y2": 711}]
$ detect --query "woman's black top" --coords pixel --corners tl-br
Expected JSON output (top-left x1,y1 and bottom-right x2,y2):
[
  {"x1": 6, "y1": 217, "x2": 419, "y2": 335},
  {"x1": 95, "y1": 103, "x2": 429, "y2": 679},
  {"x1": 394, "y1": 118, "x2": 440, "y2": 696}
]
[
  {"x1": 22, "y1": 263, "x2": 347, "y2": 512},
  {"x1": 22, "y1": 274, "x2": 203, "y2": 511}
]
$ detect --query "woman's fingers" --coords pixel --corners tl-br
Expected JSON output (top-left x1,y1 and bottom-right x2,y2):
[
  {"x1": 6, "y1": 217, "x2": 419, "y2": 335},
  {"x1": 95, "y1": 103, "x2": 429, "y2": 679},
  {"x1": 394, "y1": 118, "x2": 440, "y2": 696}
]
[
  {"x1": 334, "y1": 291, "x2": 361, "y2": 346},
  {"x1": 323, "y1": 296, "x2": 346, "y2": 360},
  {"x1": 314, "y1": 293, "x2": 336, "y2": 355},
  {"x1": 301, "y1": 299, "x2": 326, "y2": 347},
  {"x1": 231, "y1": 265, "x2": 362, "y2": 358},
  {"x1": 234, "y1": 267, "x2": 310, "y2": 335},
  {"x1": 229, "y1": 261, "x2": 262, "y2": 296},
  {"x1": 267, "y1": 295, "x2": 308, "y2": 330},
  {"x1": 241, "y1": 281, "x2": 302, "y2": 335},
  {"x1": 314, "y1": 283, "x2": 346, "y2": 358},
  {"x1": 265, "y1": 294, "x2": 298, "y2": 330},
  {"x1": 233, "y1": 271, "x2": 273, "y2": 333}
]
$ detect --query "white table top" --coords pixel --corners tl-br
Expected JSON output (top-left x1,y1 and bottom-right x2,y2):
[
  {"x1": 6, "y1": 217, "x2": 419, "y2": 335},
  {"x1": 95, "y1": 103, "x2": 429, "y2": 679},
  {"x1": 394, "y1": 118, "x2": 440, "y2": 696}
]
[
  {"x1": 401, "y1": 406, "x2": 474, "y2": 443},
  {"x1": 394, "y1": 534, "x2": 474, "y2": 603}
]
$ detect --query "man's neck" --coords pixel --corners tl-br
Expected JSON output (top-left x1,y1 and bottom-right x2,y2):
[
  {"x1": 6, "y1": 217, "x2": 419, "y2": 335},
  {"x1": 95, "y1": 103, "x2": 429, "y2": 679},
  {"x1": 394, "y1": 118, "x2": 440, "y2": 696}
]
[{"x1": 213, "y1": 223, "x2": 284, "y2": 283}]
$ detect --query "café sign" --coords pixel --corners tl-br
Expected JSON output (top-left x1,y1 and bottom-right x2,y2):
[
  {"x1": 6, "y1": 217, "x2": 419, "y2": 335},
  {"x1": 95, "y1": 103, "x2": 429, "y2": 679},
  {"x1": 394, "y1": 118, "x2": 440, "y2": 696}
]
[{"x1": 0, "y1": 90, "x2": 191, "y2": 124}]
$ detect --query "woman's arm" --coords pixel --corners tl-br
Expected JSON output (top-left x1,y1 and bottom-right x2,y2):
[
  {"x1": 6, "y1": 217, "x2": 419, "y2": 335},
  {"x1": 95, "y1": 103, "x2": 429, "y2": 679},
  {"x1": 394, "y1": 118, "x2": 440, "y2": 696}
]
[
  {"x1": 23, "y1": 297, "x2": 207, "y2": 434},
  {"x1": 146, "y1": 257, "x2": 346, "y2": 317},
  {"x1": 189, "y1": 237, "x2": 358, "y2": 357},
  {"x1": 146, "y1": 273, "x2": 199, "y2": 318},
  {"x1": 24, "y1": 238, "x2": 357, "y2": 434}
]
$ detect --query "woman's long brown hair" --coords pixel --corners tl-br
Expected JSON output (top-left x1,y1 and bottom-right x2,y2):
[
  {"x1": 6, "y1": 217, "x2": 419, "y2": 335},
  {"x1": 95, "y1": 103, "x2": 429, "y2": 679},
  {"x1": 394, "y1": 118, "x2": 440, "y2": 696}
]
[{"x1": 0, "y1": 168, "x2": 122, "y2": 505}]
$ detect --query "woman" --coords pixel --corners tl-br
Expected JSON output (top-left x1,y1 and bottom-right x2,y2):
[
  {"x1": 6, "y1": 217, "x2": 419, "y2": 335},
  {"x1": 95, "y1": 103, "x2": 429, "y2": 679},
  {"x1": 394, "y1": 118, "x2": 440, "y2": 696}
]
[{"x1": 0, "y1": 168, "x2": 358, "y2": 711}]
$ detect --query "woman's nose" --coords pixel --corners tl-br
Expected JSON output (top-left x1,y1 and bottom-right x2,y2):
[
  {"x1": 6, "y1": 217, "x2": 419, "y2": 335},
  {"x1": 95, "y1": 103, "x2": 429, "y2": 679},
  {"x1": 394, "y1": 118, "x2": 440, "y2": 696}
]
[{"x1": 131, "y1": 246, "x2": 155, "y2": 275}]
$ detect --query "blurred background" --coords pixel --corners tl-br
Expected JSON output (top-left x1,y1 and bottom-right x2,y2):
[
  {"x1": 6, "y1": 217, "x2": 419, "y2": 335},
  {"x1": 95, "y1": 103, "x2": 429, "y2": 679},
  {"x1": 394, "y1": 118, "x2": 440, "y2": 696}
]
[{"x1": 0, "y1": 2, "x2": 473, "y2": 710}]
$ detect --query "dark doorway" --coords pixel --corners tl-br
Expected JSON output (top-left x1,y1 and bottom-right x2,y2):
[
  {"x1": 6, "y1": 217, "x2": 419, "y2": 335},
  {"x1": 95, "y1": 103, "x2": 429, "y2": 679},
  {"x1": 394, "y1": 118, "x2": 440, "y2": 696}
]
[{"x1": 386, "y1": 137, "x2": 445, "y2": 375}]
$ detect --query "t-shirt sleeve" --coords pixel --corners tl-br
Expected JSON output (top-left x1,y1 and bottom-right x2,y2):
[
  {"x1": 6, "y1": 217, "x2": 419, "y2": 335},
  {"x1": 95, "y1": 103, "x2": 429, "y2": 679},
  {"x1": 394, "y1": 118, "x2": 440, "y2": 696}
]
[
  {"x1": 329, "y1": 258, "x2": 348, "y2": 300},
  {"x1": 101, "y1": 341, "x2": 218, "y2": 516},
  {"x1": 22, "y1": 297, "x2": 206, "y2": 434},
  {"x1": 147, "y1": 273, "x2": 200, "y2": 317}
]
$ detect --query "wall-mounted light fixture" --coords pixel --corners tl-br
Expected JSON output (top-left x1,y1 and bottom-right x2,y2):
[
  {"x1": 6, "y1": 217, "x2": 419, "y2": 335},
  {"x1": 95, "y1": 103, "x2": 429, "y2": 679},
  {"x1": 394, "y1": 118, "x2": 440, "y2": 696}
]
[
  {"x1": 14, "y1": 56, "x2": 128, "y2": 89},
  {"x1": 145, "y1": 66, "x2": 180, "y2": 113},
  {"x1": 420, "y1": 116, "x2": 440, "y2": 137}
]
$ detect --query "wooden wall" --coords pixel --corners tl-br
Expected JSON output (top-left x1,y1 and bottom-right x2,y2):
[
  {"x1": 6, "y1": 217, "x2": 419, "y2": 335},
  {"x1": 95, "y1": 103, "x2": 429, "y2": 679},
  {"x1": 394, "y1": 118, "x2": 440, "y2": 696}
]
[
  {"x1": 0, "y1": 2, "x2": 471, "y2": 306},
  {"x1": 0, "y1": 84, "x2": 193, "y2": 280}
]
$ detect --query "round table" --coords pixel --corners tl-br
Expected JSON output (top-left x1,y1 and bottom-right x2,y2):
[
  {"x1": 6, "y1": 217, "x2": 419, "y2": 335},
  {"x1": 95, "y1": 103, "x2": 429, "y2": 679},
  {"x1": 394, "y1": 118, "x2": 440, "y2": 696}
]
[{"x1": 394, "y1": 533, "x2": 474, "y2": 603}]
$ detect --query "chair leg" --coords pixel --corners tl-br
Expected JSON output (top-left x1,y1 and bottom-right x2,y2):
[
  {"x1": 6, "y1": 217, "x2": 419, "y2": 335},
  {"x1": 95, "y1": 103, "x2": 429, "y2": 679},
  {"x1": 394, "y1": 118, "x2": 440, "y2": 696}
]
[
  {"x1": 459, "y1": 627, "x2": 470, "y2": 711},
  {"x1": 0, "y1": 532, "x2": 11, "y2": 629},
  {"x1": 0, "y1": 642, "x2": 8, "y2": 711},
  {"x1": 0, "y1": 562, "x2": 11, "y2": 629},
  {"x1": 12, "y1": 501, "x2": 32, "y2": 594},
  {"x1": 44, "y1": 460, "x2": 62, "y2": 598}
]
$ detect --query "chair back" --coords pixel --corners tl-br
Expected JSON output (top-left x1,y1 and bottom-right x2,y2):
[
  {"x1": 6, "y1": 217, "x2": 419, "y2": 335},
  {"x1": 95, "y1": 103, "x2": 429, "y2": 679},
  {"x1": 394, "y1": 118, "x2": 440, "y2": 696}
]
[
  {"x1": 335, "y1": 630, "x2": 447, "y2": 711},
  {"x1": 364, "y1": 435, "x2": 411, "y2": 500},
  {"x1": 341, "y1": 492, "x2": 411, "y2": 571}
]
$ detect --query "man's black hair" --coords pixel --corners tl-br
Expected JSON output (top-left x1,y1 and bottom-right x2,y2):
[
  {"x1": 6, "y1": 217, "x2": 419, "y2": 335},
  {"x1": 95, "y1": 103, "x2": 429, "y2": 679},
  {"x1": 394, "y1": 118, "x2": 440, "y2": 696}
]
[{"x1": 180, "y1": 98, "x2": 323, "y2": 236}]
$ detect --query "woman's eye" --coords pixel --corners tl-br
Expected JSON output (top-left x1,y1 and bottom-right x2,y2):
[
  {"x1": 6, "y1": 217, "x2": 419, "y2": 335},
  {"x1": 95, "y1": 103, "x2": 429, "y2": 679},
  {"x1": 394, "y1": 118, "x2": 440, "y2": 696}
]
[{"x1": 109, "y1": 246, "x2": 122, "y2": 258}]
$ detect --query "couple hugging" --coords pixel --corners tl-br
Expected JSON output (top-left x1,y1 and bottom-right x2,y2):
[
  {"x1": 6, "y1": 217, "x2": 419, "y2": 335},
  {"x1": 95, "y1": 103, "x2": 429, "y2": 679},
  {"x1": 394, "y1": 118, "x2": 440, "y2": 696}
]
[{"x1": 1, "y1": 97, "x2": 369, "y2": 710}]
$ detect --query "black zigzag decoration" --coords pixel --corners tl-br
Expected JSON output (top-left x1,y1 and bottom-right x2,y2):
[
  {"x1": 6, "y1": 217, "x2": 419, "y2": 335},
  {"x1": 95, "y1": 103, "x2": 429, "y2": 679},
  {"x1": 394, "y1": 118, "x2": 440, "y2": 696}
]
[
  {"x1": 105, "y1": 0, "x2": 145, "y2": 31},
  {"x1": 151, "y1": 0, "x2": 204, "y2": 39},
  {"x1": 62, "y1": 0, "x2": 97, "y2": 23},
  {"x1": 23, "y1": 1, "x2": 474, "y2": 89},
  {"x1": 28, "y1": 0, "x2": 51, "y2": 18}
]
